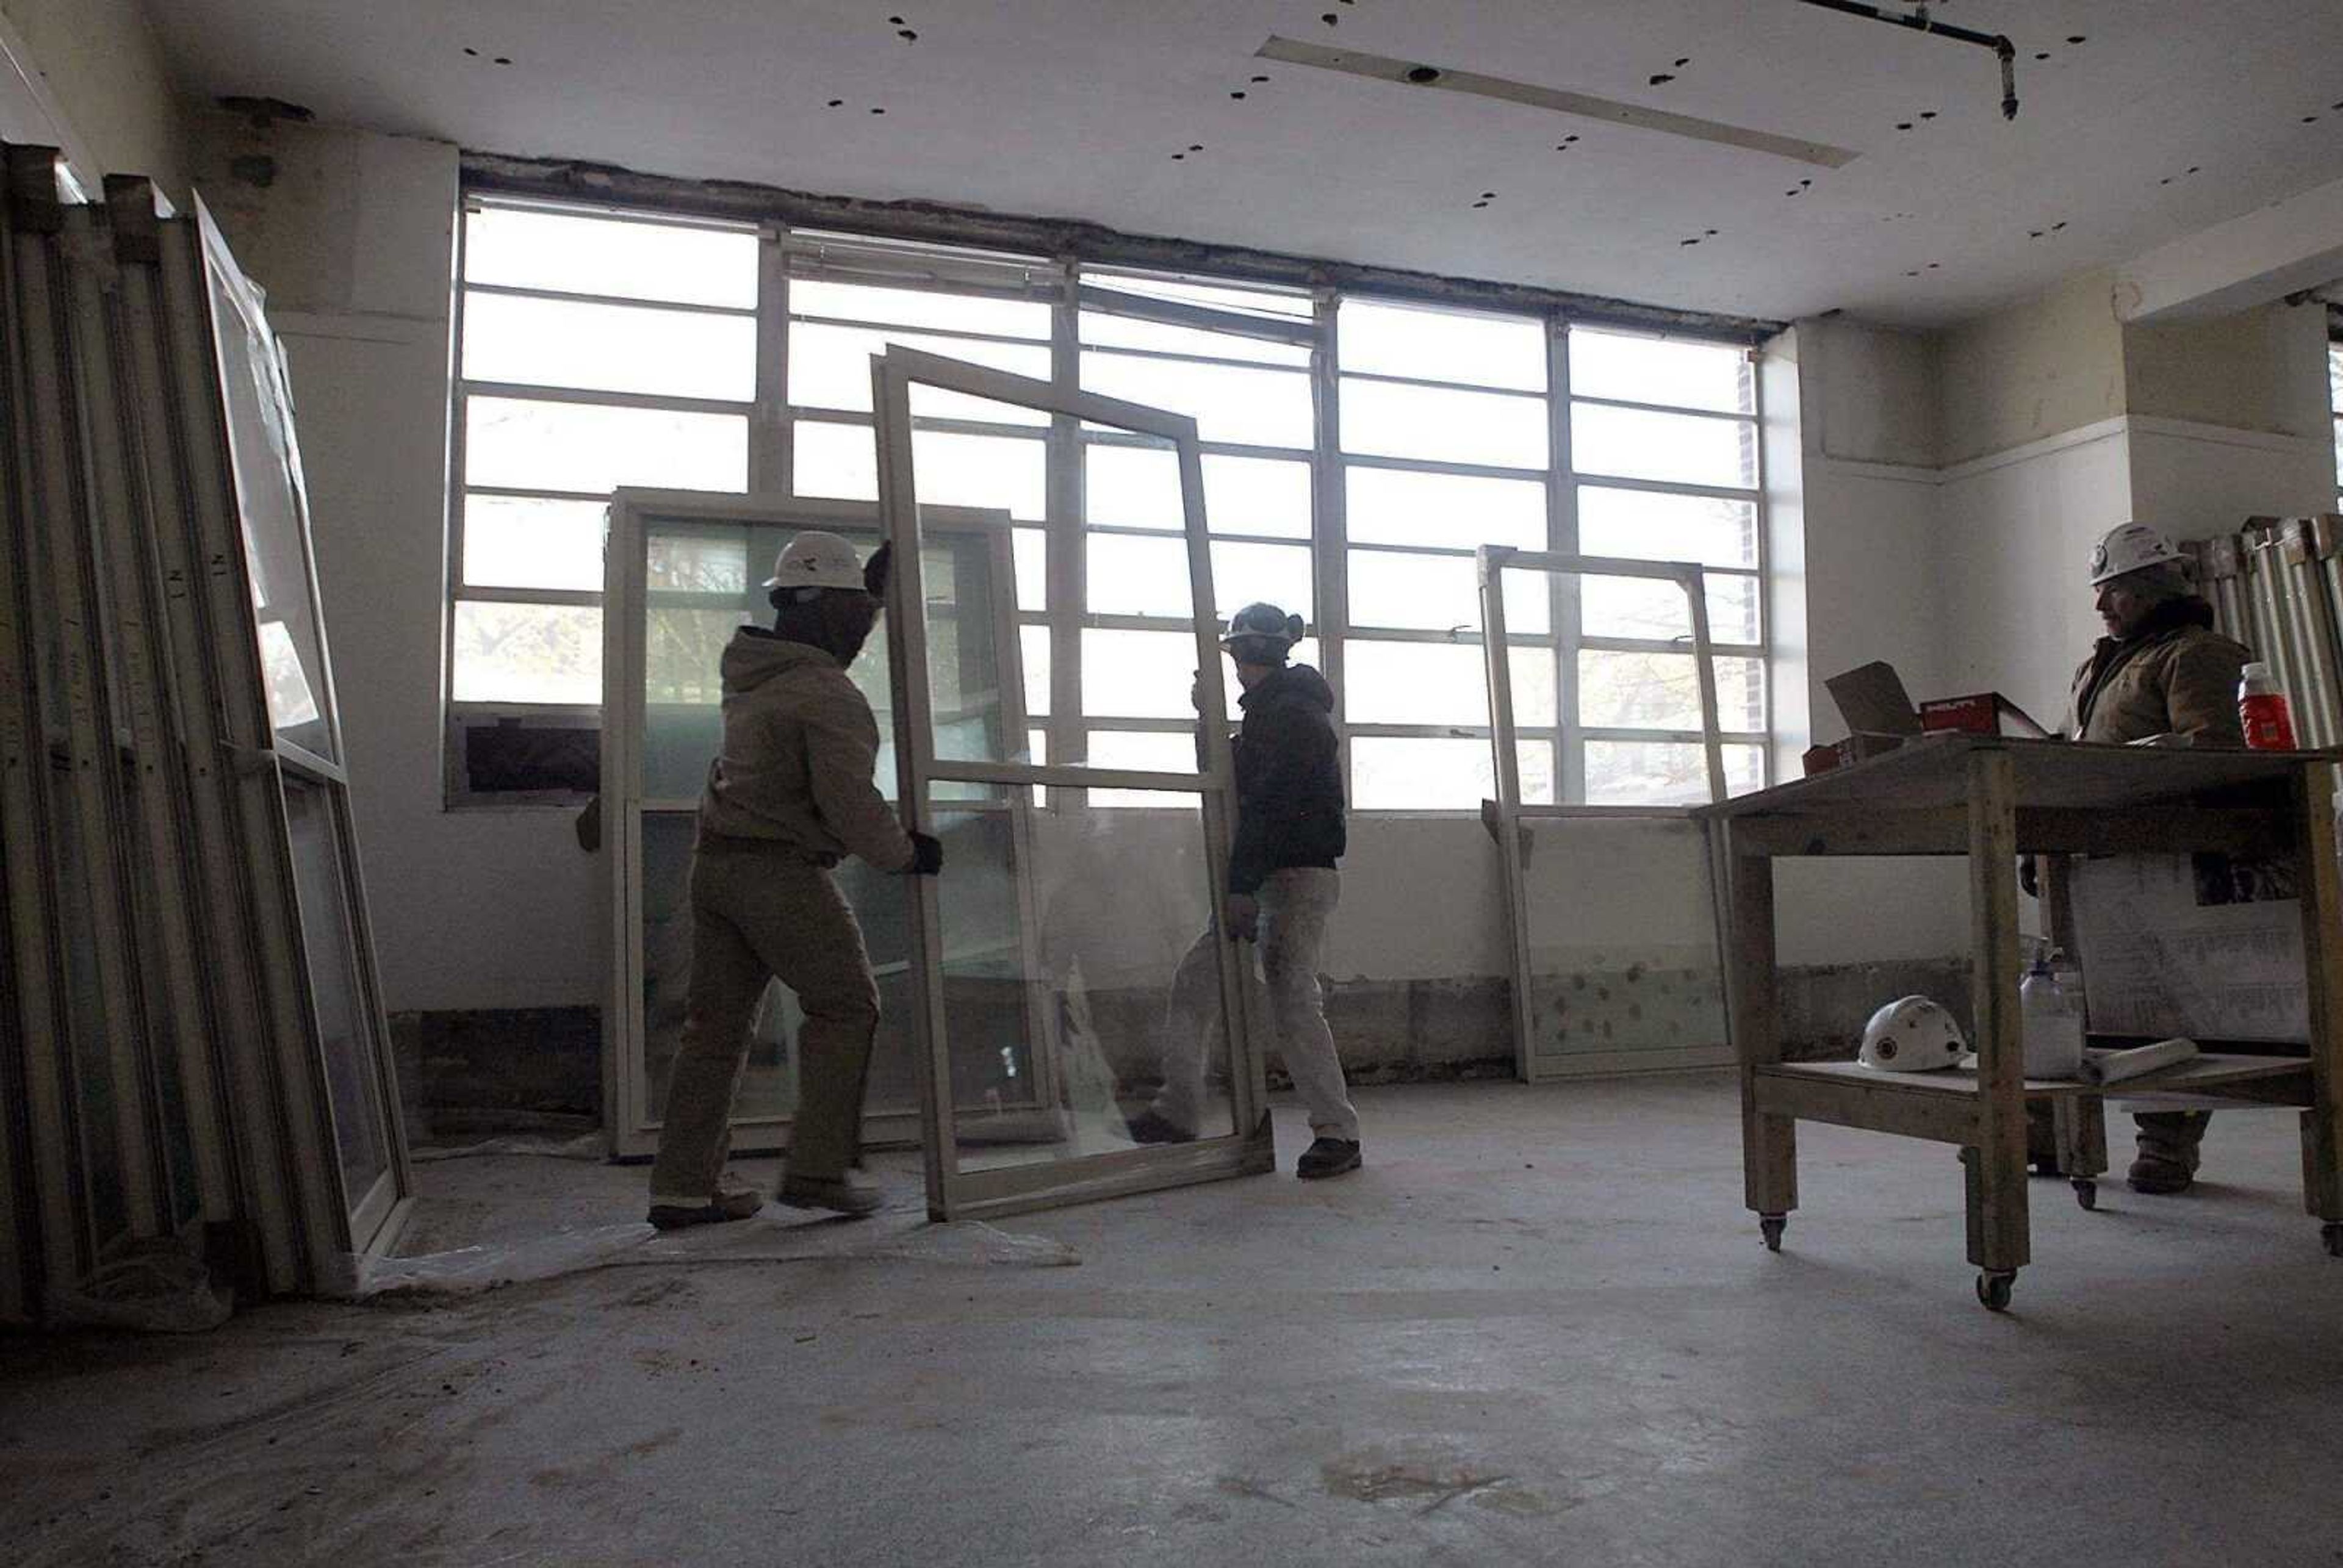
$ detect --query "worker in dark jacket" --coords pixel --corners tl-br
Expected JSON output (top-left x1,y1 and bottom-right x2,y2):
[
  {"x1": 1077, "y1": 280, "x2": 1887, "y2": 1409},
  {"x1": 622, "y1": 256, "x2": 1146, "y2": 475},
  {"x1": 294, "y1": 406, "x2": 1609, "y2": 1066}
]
[
  {"x1": 2058, "y1": 522, "x2": 2253, "y2": 1194},
  {"x1": 1128, "y1": 603, "x2": 1361, "y2": 1179}
]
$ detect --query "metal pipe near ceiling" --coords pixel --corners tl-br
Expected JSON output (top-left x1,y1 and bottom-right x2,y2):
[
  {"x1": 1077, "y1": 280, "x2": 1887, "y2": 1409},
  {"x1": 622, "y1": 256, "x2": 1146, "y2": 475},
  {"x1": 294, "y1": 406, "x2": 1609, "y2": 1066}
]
[{"x1": 1796, "y1": 0, "x2": 2020, "y2": 120}]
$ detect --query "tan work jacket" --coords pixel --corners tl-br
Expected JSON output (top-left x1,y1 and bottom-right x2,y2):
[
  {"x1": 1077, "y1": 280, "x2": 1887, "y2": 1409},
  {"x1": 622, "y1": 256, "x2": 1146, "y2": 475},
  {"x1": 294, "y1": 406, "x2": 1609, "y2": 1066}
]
[
  {"x1": 2062, "y1": 603, "x2": 2251, "y2": 746},
  {"x1": 696, "y1": 630, "x2": 916, "y2": 872}
]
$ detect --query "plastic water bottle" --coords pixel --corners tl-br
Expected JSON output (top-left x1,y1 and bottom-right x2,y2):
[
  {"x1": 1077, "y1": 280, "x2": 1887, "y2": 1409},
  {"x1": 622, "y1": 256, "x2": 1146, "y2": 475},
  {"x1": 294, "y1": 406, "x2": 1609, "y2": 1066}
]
[
  {"x1": 2238, "y1": 661, "x2": 2298, "y2": 750},
  {"x1": 2020, "y1": 951, "x2": 2084, "y2": 1080}
]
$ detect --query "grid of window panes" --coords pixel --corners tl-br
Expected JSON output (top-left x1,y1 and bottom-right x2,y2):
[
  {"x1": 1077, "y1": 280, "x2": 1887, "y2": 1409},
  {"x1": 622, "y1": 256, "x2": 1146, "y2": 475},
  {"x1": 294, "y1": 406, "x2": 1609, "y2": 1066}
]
[
  {"x1": 1077, "y1": 270, "x2": 1319, "y2": 782},
  {"x1": 448, "y1": 194, "x2": 1771, "y2": 810}
]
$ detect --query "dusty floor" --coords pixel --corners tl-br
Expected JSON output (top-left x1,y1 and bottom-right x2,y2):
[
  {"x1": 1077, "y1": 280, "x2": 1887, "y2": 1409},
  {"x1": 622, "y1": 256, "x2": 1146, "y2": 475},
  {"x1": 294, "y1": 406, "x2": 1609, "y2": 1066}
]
[{"x1": 7, "y1": 1073, "x2": 2343, "y2": 1566}]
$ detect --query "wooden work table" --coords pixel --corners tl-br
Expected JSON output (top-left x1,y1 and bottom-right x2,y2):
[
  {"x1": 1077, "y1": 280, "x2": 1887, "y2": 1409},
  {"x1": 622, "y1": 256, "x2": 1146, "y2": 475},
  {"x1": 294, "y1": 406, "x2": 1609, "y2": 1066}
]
[{"x1": 1694, "y1": 734, "x2": 2343, "y2": 1310}]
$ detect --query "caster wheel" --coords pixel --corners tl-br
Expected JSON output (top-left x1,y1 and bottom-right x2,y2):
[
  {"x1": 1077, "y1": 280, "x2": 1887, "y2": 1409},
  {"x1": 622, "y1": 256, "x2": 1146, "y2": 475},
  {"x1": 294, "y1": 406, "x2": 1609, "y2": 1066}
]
[
  {"x1": 1758, "y1": 1215, "x2": 1787, "y2": 1252},
  {"x1": 2323, "y1": 1222, "x2": 2342, "y2": 1259},
  {"x1": 1976, "y1": 1270, "x2": 2016, "y2": 1312},
  {"x1": 2073, "y1": 1179, "x2": 2098, "y2": 1212}
]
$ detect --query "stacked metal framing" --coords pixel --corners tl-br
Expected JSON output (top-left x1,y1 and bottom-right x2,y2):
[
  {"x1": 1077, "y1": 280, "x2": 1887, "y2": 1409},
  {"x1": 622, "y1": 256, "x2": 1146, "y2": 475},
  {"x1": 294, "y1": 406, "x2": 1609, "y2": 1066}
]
[
  {"x1": 1477, "y1": 544, "x2": 1732, "y2": 1083},
  {"x1": 0, "y1": 146, "x2": 409, "y2": 1325},
  {"x1": 2189, "y1": 516, "x2": 2343, "y2": 750}
]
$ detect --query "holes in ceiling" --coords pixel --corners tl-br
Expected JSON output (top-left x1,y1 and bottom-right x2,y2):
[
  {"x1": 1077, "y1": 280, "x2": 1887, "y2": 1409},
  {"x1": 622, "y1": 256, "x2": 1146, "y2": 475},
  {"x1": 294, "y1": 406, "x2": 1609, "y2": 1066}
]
[
  {"x1": 889, "y1": 14, "x2": 918, "y2": 41},
  {"x1": 1553, "y1": 134, "x2": 1581, "y2": 151},
  {"x1": 1648, "y1": 56, "x2": 1691, "y2": 87},
  {"x1": 2156, "y1": 165, "x2": 2202, "y2": 187},
  {"x1": 1679, "y1": 228, "x2": 1720, "y2": 247},
  {"x1": 1784, "y1": 177, "x2": 1813, "y2": 197},
  {"x1": 461, "y1": 47, "x2": 513, "y2": 65},
  {"x1": 1171, "y1": 143, "x2": 1206, "y2": 161},
  {"x1": 1472, "y1": 190, "x2": 1495, "y2": 209}
]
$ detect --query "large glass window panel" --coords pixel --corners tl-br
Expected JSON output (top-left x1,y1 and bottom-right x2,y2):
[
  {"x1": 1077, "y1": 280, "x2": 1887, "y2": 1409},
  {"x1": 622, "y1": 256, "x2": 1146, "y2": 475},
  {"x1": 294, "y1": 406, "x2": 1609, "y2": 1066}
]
[
  {"x1": 1021, "y1": 625, "x2": 1051, "y2": 717},
  {"x1": 930, "y1": 793, "x2": 1237, "y2": 1173},
  {"x1": 1571, "y1": 403, "x2": 1756, "y2": 489},
  {"x1": 1584, "y1": 741, "x2": 1765, "y2": 806},
  {"x1": 1342, "y1": 641, "x2": 1491, "y2": 727},
  {"x1": 1351, "y1": 735, "x2": 1555, "y2": 810},
  {"x1": 1081, "y1": 627, "x2": 1201, "y2": 720},
  {"x1": 1345, "y1": 466, "x2": 1547, "y2": 550},
  {"x1": 796, "y1": 419, "x2": 1046, "y2": 520},
  {"x1": 1577, "y1": 651, "x2": 1762, "y2": 733},
  {"x1": 1087, "y1": 532, "x2": 1193, "y2": 617},
  {"x1": 1703, "y1": 574, "x2": 1763, "y2": 646},
  {"x1": 1087, "y1": 728, "x2": 1201, "y2": 805},
  {"x1": 465, "y1": 396, "x2": 747, "y2": 494},
  {"x1": 1337, "y1": 298, "x2": 1546, "y2": 392},
  {"x1": 462, "y1": 291, "x2": 755, "y2": 401},
  {"x1": 1078, "y1": 308, "x2": 1311, "y2": 367},
  {"x1": 1079, "y1": 350, "x2": 1314, "y2": 448},
  {"x1": 1339, "y1": 379, "x2": 1549, "y2": 468},
  {"x1": 1581, "y1": 575, "x2": 1696, "y2": 642},
  {"x1": 1212, "y1": 542, "x2": 1313, "y2": 623},
  {"x1": 462, "y1": 495, "x2": 608, "y2": 591},
  {"x1": 1568, "y1": 326, "x2": 1754, "y2": 415},
  {"x1": 452, "y1": 600, "x2": 602, "y2": 704},
  {"x1": 1013, "y1": 528, "x2": 1045, "y2": 610},
  {"x1": 1086, "y1": 444, "x2": 1311, "y2": 538},
  {"x1": 790, "y1": 278, "x2": 1051, "y2": 340},
  {"x1": 1348, "y1": 549, "x2": 1550, "y2": 635},
  {"x1": 283, "y1": 781, "x2": 389, "y2": 1209},
  {"x1": 788, "y1": 322, "x2": 1050, "y2": 422},
  {"x1": 1576, "y1": 486, "x2": 1758, "y2": 569},
  {"x1": 465, "y1": 207, "x2": 758, "y2": 309}
]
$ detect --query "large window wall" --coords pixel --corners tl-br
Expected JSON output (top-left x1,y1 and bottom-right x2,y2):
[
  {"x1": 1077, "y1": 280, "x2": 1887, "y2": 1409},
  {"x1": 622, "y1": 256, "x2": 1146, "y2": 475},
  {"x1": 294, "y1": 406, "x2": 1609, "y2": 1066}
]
[{"x1": 448, "y1": 195, "x2": 1773, "y2": 810}]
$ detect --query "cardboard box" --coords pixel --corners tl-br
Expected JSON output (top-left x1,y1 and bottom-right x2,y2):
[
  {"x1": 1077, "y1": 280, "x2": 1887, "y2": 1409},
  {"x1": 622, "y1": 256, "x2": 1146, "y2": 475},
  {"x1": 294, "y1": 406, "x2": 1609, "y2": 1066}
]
[
  {"x1": 1920, "y1": 692, "x2": 2051, "y2": 738},
  {"x1": 1801, "y1": 733, "x2": 1906, "y2": 776}
]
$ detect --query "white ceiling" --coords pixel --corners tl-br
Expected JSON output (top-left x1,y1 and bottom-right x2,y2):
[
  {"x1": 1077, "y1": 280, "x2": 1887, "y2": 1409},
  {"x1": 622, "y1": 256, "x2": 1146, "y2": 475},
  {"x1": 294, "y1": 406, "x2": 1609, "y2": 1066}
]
[{"x1": 151, "y1": 1, "x2": 2343, "y2": 327}]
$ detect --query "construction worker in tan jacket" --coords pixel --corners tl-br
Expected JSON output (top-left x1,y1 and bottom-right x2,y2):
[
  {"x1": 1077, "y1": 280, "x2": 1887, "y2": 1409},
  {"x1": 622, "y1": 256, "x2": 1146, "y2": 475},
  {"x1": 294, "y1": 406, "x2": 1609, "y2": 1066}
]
[
  {"x1": 2054, "y1": 521, "x2": 2253, "y2": 1194},
  {"x1": 647, "y1": 531, "x2": 941, "y2": 1230}
]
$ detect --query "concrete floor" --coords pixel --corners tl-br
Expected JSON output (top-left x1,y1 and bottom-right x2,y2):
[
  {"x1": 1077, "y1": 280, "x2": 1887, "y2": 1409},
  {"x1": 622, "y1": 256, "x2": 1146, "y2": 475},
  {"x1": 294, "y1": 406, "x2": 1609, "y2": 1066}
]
[{"x1": 7, "y1": 1072, "x2": 2343, "y2": 1566}]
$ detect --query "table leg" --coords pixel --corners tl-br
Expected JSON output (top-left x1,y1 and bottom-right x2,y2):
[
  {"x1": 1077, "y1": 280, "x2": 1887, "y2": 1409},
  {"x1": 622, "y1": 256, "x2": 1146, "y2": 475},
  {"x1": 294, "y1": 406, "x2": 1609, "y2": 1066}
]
[
  {"x1": 2291, "y1": 766, "x2": 2343, "y2": 1255},
  {"x1": 1721, "y1": 824, "x2": 1794, "y2": 1250},
  {"x1": 2054, "y1": 1095, "x2": 2108, "y2": 1210},
  {"x1": 1967, "y1": 749, "x2": 2029, "y2": 1307}
]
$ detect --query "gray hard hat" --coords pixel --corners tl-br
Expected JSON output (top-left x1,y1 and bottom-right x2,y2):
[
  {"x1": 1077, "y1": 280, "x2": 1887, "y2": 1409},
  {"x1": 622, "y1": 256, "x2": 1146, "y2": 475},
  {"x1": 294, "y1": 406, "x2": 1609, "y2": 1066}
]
[{"x1": 1221, "y1": 602, "x2": 1304, "y2": 661}]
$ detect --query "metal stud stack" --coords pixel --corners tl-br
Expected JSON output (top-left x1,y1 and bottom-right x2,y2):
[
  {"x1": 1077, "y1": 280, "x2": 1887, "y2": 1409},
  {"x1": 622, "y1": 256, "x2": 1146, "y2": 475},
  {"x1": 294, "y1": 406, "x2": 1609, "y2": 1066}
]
[
  {"x1": 1, "y1": 145, "x2": 409, "y2": 1328},
  {"x1": 2188, "y1": 514, "x2": 2343, "y2": 749}
]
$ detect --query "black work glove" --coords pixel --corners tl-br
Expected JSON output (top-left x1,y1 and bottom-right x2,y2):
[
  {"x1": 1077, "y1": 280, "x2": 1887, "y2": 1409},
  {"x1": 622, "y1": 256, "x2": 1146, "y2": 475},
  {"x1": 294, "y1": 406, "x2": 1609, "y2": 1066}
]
[
  {"x1": 907, "y1": 831, "x2": 944, "y2": 876},
  {"x1": 862, "y1": 539, "x2": 893, "y2": 597}
]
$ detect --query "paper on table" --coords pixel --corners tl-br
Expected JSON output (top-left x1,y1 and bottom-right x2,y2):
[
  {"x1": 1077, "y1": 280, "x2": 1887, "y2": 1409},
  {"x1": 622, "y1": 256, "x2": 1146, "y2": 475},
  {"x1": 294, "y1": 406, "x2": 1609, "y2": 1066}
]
[{"x1": 2078, "y1": 1037, "x2": 2199, "y2": 1087}]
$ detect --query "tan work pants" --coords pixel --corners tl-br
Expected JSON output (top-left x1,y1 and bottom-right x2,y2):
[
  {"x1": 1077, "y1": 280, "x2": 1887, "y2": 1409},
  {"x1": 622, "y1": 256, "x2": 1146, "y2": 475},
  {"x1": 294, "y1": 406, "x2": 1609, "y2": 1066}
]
[
  {"x1": 1156, "y1": 866, "x2": 1358, "y2": 1143},
  {"x1": 648, "y1": 845, "x2": 880, "y2": 1203}
]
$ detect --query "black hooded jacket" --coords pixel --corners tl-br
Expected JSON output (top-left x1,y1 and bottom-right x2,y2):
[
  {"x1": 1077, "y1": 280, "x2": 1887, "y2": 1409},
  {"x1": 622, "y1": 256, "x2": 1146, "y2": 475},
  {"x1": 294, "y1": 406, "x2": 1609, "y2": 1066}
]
[{"x1": 1222, "y1": 663, "x2": 1345, "y2": 896}]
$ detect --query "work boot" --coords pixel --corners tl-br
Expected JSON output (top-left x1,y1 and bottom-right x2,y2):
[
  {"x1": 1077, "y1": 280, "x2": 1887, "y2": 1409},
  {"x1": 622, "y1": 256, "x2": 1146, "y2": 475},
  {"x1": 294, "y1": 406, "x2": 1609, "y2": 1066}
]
[
  {"x1": 1124, "y1": 1109, "x2": 1196, "y2": 1146},
  {"x1": 1296, "y1": 1137, "x2": 1362, "y2": 1180},
  {"x1": 777, "y1": 1172, "x2": 886, "y2": 1217},
  {"x1": 2127, "y1": 1110, "x2": 2212, "y2": 1195},
  {"x1": 647, "y1": 1179, "x2": 764, "y2": 1232}
]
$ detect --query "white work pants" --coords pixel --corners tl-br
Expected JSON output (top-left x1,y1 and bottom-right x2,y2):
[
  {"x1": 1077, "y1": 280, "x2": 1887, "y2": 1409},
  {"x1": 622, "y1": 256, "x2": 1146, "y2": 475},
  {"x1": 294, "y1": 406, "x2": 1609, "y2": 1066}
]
[{"x1": 1156, "y1": 866, "x2": 1359, "y2": 1143}]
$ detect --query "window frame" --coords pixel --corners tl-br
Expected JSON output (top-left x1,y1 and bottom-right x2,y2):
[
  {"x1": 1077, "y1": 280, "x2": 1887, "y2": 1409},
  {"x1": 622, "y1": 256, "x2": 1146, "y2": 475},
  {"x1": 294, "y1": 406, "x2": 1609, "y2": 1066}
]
[{"x1": 444, "y1": 191, "x2": 1774, "y2": 813}]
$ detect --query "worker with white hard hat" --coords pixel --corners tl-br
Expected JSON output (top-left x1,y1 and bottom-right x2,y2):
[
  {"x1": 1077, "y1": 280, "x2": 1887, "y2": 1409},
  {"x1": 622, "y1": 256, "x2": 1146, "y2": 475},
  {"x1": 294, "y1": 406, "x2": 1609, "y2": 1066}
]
[
  {"x1": 645, "y1": 531, "x2": 941, "y2": 1230},
  {"x1": 2052, "y1": 521, "x2": 2254, "y2": 1193}
]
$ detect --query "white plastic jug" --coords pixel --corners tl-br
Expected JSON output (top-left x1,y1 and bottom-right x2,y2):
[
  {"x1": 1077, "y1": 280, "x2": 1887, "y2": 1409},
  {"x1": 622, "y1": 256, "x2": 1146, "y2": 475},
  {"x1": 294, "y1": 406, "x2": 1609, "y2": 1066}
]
[{"x1": 2020, "y1": 952, "x2": 2084, "y2": 1080}]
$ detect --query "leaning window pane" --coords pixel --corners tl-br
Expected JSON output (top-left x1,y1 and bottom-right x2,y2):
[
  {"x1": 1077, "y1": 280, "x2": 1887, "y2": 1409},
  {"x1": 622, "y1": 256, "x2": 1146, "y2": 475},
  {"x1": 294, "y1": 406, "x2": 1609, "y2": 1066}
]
[
  {"x1": 466, "y1": 397, "x2": 747, "y2": 494},
  {"x1": 464, "y1": 207, "x2": 758, "y2": 309},
  {"x1": 1337, "y1": 298, "x2": 1546, "y2": 392},
  {"x1": 1572, "y1": 404, "x2": 1755, "y2": 489},
  {"x1": 462, "y1": 495, "x2": 608, "y2": 592},
  {"x1": 1569, "y1": 326, "x2": 1754, "y2": 415},
  {"x1": 1087, "y1": 444, "x2": 1311, "y2": 538},
  {"x1": 1079, "y1": 351, "x2": 1315, "y2": 448},
  {"x1": 1348, "y1": 549, "x2": 1556, "y2": 635},
  {"x1": 452, "y1": 601, "x2": 602, "y2": 703},
  {"x1": 1340, "y1": 379, "x2": 1549, "y2": 469},
  {"x1": 1576, "y1": 486, "x2": 1758, "y2": 569},
  {"x1": 463, "y1": 292, "x2": 755, "y2": 401}
]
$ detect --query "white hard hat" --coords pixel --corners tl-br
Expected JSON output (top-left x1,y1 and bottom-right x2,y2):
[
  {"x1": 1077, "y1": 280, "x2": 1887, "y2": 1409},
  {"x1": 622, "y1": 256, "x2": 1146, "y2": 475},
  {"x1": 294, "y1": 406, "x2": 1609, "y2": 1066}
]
[
  {"x1": 1857, "y1": 995, "x2": 1968, "y2": 1073},
  {"x1": 764, "y1": 530, "x2": 866, "y2": 592},
  {"x1": 2088, "y1": 522, "x2": 2179, "y2": 586}
]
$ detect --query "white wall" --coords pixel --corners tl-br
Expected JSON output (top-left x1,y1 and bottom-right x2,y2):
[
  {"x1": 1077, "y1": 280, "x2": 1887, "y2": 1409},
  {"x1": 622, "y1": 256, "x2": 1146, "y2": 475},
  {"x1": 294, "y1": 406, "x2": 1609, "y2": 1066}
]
[{"x1": 1, "y1": 0, "x2": 186, "y2": 193}]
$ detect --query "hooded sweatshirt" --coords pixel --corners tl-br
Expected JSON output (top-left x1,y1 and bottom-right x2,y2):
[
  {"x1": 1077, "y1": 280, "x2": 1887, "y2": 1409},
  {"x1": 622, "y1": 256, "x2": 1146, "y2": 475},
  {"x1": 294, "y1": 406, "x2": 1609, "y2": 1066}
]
[
  {"x1": 696, "y1": 628, "x2": 916, "y2": 871},
  {"x1": 1225, "y1": 663, "x2": 1345, "y2": 896}
]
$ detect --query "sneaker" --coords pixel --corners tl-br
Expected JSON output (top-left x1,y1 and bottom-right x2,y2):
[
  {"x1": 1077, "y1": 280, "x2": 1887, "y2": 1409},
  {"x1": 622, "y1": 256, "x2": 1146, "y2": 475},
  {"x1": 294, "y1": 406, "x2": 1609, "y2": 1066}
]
[
  {"x1": 777, "y1": 1173, "x2": 885, "y2": 1217},
  {"x1": 1125, "y1": 1109, "x2": 1197, "y2": 1146},
  {"x1": 1295, "y1": 1137, "x2": 1362, "y2": 1181},
  {"x1": 647, "y1": 1184, "x2": 763, "y2": 1231}
]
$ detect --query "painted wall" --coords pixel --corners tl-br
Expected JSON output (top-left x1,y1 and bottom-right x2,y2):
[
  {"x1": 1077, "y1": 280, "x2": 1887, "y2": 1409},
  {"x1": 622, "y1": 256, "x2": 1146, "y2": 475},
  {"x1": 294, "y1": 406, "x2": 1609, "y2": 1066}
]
[
  {"x1": 1, "y1": 0, "x2": 187, "y2": 193},
  {"x1": 1937, "y1": 270, "x2": 2127, "y2": 469}
]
